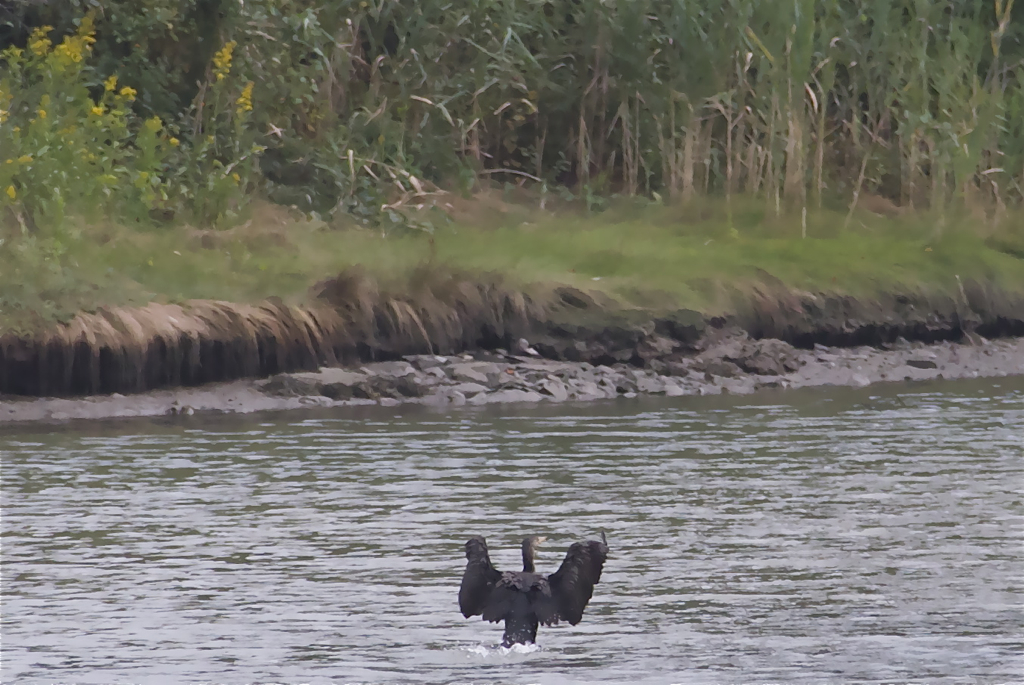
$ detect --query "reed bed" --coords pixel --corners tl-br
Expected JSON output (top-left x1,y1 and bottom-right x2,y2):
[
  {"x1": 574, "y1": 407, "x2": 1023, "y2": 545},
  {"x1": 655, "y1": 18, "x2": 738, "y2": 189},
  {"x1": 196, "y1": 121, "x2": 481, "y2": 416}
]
[{"x1": 4, "y1": 0, "x2": 1021, "y2": 224}]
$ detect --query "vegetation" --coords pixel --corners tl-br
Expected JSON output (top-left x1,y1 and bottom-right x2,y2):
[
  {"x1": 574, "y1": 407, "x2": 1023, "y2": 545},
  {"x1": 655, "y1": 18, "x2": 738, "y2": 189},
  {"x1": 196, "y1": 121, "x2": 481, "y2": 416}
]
[
  {"x1": 2, "y1": 0, "x2": 1022, "y2": 227},
  {"x1": 2, "y1": 193, "x2": 1022, "y2": 334},
  {"x1": 1, "y1": 1, "x2": 1022, "y2": 334}
]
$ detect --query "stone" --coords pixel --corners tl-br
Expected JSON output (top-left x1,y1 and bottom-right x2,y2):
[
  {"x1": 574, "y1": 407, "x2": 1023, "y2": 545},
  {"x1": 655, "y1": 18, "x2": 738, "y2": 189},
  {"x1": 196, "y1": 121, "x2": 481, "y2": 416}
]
[
  {"x1": 258, "y1": 373, "x2": 323, "y2": 397},
  {"x1": 663, "y1": 379, "x2": 688, "y2": 397},
  {"x1": 700, "y1": 360, "x2": 742, "y2": 378},
  {"x1": 450, "y1": 382, "x2": 489, "y2": 397},
  {"x1": 449, "y1": 362, "x2": 506, "y2": 386},
  {"x1": 405, "y1": 355, "x2": 448, "y2": 371},
  {"x1": 664, "y1": 361, "x2": 691, "y2": 376},
  {"x1": 450, "y1": 365, "x2": 489, "y2": 385},
  {"x1": 360, "y1": 361, "x2": 416, "y2": 377},
  {"x1": 906, "y1": 358, "x2": 938, "y2": 369},
  {"x1": 636, "y1": 376, "x2": 667, "y2": 394},
  {"x1": 316, "y1": 368, "x2": 370, "y2": 385},
  {"x1": 538, "y1": 378, "x2": 569, "y2": 401},
  {"x1": 469, "y1": 389, "x2": 545, "y2": 404}
]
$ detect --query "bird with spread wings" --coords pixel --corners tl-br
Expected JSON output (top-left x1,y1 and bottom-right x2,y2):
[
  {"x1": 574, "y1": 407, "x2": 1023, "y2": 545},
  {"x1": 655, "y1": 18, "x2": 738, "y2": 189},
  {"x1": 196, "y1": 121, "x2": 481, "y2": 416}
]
[{"x1": 458, "y1": 533, "x2": 609, "y2": 646}]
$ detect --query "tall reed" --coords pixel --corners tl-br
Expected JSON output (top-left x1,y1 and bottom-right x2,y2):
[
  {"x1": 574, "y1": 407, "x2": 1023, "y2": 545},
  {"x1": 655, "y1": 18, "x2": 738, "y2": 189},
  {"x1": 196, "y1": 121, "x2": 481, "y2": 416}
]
[{"x1": 3, "y1": 0, "x2": 1021, "y2": 224}]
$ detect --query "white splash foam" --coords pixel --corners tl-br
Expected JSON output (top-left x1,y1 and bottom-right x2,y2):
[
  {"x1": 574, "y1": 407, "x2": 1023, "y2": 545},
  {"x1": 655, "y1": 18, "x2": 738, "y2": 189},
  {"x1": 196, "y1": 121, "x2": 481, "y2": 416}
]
[{"x1": 455, "y1": 641, "x2": 541, "y2": 660}]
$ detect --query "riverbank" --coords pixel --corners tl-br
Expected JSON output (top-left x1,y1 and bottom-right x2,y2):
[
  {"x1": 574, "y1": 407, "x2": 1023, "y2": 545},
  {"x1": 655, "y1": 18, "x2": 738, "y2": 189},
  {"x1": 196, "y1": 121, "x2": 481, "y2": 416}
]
[
  {"x1": 2, "y1": 197, "x2": 1023, "y2": 408},
  {"x1": 3, "y1": 329, "x2": 1022, "y2": 423}
]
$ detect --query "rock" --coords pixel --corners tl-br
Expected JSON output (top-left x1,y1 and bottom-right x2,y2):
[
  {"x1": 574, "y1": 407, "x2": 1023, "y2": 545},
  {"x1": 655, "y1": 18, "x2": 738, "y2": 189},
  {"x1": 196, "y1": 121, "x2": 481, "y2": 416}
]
[
  {"x1": 167, "y1": 401, "x2": 195, "y2": 416},
  {"x1": 469, "y1": 389, "x2": 545, "y2": 405},
  {"x1": 449, "y1": 365, "x2": 489, "y2": 385},
  {"x1": 450, "y1": 382, "x2": 489, "y2": 397},
  {"x1": 317, "y1": 368, "x2": 370, "y2": 385},
  {"x1": 851, "y1": 373, "x2": 871, "y2": 387},
  {"x1": 538, "y1": 378, "x2": 569, "y2": 401},
  {"x1": 470, "y1": 350, "x2": 509, "y2": 363},
  {"x1": 360, "y1": 361, "x2": 416, "y2": 377},
  {"x1": 700, "y1": 360, "x2": 742, "y2": 378},
  {"x1": 378, "y1": 397, "x2": 401, "y2": 407},
  {"x1": 321, "y1": 382, "x2": 356, "y2": 400},
  {"x1": 570, "y1": 379, "x2": 604, "y2": 401},
  {"x1": 404, "y1": 355, "x2": 448, "y2": 371},
  {"x1": 449, "y1": 362, "x2": 507, "y2": 386},
  {"x1": 516, "y1": 338, "x2": 540, "y2": 356},
  {"x1": 663, "y1": 379, "x2": 688, "y2": 396},
  {"x1": 906, "y1": 358, "x2": 938, "y2": 369},
  {"x1": 418, "y1": 393, "x2": 451, "y2": 407},
  {"x1": 636, "y1": 375, "x2": 667, "y2": 394},
  {"x1": 663, "y1": 361, "x2": 692, "y2": 377},
  {"x1": 335, "y1": 374, "x2": 425, "y2": 400},
  {"x1": 636, "y1": 334, "x2": 677, "y2": 364},
  {"x1": 612, "y1": 374, "x2": 637, "y2": 393},
  {"x1": 258, "y1": 372, "x2": 324, "y2": 397}
]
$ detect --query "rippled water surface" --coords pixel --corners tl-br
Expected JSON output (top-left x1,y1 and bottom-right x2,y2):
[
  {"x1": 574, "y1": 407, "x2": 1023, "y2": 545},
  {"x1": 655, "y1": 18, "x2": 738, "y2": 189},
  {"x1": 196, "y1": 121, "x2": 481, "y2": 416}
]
[{"x1": 3, "y1": 378, "x2": 1023, "y2": 684}]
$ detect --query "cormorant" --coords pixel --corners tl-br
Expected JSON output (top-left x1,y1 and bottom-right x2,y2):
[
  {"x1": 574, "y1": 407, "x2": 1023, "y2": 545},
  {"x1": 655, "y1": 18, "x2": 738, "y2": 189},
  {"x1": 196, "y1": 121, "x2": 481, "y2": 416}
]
[{"x1": 458, "y1": 533, "x2": 609, "y2": 647}]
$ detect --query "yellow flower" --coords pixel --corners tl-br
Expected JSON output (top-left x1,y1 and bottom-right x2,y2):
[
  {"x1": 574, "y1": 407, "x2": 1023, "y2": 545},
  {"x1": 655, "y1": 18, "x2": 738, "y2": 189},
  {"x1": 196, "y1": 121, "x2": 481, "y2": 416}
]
[
  {"x1": 236, "y1": 81, "x2": 253, "y2": 114},
  {"x1": 5, "y1": 185, "x2": 15, "y2": 200},
  {"x1": 18, "y1": 155, "x2": 32, "y2": 163},
  {"x1": 104, "y1": 75, "x2": 118, "y2": 92},
  {"x1": 231, "y1": 172, "x2": 241, "y2": 182},
  {"x1": 52, "y1": 34, "x2": 91, "y2": 68},
  {"x1": 168, "y1": 137, "x2": 180, "y2": 147},
  {"x1": 91, "y1": 105, "x2": 105, "y2": 116},
  {"x1": 77, "y1": 13, "x2": 97, "y2": 43},
  {"x1": 37, "y1": 108, "x2": 47, "y2": 119},
  {"x1": 28, "y1": 26, "x2": 53, "y2": 56},
  {"x1": 213, "y1": 40, "x2": 237, "y2": 82},
  {"x1": 119, "y1": 86, "x2": 137, "y2": 101},
  {"x1": 144, "y1": 116, "x2": 162, "y2": 133}
]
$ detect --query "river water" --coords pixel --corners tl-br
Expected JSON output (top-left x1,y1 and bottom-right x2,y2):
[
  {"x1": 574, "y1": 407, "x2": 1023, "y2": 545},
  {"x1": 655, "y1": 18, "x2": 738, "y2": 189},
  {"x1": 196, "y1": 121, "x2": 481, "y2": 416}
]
[{"x1": 2, "y1": 378, "x2": 1022, "y2": 684}]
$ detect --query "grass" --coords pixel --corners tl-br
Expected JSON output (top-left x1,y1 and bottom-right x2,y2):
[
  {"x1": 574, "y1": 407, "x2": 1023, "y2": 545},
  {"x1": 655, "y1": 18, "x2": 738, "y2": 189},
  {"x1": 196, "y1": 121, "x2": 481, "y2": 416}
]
[{"x1": 2, "y1": 193, "x2": 1023, "y2": 335}]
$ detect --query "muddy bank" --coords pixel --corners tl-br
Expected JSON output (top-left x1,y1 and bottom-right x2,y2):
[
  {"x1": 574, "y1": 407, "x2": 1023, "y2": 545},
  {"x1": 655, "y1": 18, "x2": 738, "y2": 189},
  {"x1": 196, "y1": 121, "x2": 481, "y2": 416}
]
[
  {"x1": 1, "y1": 268, "x2": 1023, "y2": 401},
  {"x1": 2, "y1": 331, "x2": 1022, "y2": 423}
]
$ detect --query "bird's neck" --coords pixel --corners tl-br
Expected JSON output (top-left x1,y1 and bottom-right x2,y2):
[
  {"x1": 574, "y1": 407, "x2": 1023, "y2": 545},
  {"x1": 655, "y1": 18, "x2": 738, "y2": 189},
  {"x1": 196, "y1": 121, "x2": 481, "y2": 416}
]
[{"x1": 522, "y1": 550, "x2": 535, "y2": 573}]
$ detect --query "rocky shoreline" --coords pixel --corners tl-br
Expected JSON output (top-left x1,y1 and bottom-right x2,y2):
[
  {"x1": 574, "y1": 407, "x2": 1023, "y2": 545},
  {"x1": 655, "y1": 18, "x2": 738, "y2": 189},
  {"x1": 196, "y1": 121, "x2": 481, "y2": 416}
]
[{"x1": 3, "y1": 329, "x2": 1022, "y2": 424}]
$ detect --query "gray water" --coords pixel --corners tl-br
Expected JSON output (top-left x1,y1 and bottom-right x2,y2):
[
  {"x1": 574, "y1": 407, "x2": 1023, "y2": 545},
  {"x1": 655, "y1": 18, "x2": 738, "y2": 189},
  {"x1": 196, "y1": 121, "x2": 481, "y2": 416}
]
[{"x1": 2, "y1": 378, "x2": 1023, "y2": 685}]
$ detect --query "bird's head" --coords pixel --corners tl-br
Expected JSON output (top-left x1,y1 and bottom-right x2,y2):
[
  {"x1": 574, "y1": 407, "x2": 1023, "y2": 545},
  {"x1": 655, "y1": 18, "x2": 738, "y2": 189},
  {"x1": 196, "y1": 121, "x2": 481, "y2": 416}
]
[
  {"x1": 521, "y1": 535, "x2": 546, "y2": 572},
  {"x1": 523, "y1": 534, "x2": 547, "y2": 550}
]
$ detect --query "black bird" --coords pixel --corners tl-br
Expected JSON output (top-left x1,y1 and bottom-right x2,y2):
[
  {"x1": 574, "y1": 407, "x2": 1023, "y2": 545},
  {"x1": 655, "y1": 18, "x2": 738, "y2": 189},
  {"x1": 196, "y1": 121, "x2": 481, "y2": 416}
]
[{"x1": 458, "y1": 533, "x2": 609, "y2": 647}]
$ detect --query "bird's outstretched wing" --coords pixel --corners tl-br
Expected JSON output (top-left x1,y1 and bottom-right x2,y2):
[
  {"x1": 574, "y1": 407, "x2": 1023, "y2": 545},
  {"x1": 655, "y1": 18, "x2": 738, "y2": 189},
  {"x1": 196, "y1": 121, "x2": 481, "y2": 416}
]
[
  {"x1": 542, "y1": 535, "x2": 609, "y2": 625},
  {"x1": 458, "y1": 536, "x2": 503, "y2": 618}
]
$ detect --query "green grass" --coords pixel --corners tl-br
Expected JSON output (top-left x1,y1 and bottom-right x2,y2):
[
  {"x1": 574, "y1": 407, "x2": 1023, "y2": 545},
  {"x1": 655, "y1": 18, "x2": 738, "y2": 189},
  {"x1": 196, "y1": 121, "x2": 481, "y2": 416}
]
[{"x1": 2, "y1": 196, "x2": 1023, "y2": 335}]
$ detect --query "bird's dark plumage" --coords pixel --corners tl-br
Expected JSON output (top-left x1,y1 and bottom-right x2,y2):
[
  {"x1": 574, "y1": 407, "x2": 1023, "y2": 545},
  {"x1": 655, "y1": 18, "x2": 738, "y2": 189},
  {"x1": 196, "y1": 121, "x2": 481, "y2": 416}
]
[{"x1": 458, "y1": 533, "x2": 609, "y2": 646}]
